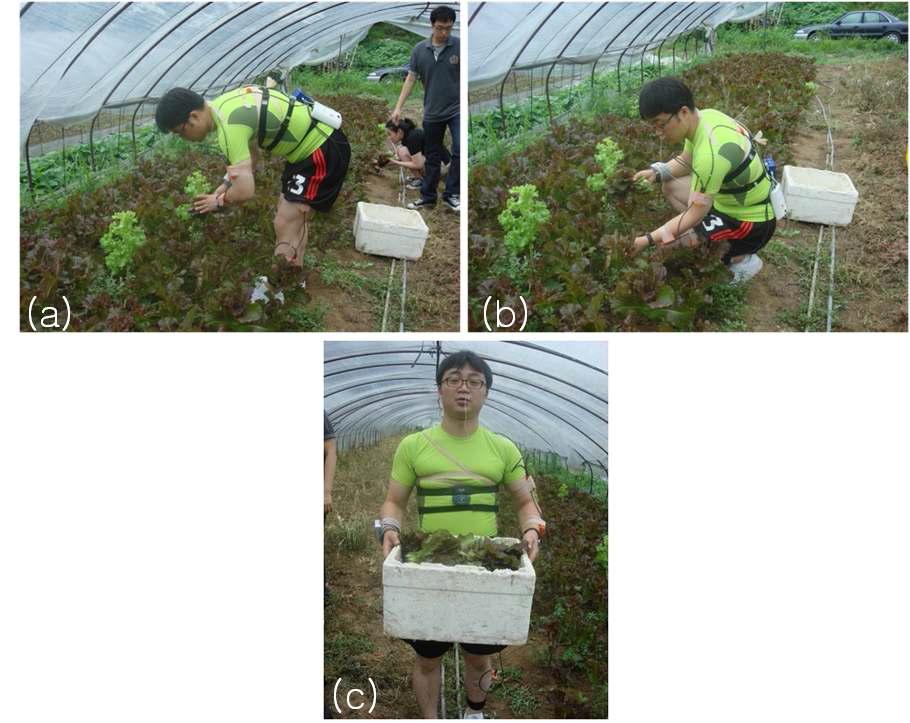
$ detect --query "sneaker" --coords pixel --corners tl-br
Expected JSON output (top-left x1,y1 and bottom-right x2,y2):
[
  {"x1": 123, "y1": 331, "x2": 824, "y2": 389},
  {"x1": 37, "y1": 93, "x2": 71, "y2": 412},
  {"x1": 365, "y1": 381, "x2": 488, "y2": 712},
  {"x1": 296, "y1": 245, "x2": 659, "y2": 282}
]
[
  {"x1": 728, "y1": 254, "x2": 763, "y2": 285},
  {"x1": 407, "y1": 198, "x2": 436, "y2": 210},
  {"x1": 462, "y1": 710, "x2": 484, "y2": 719},
  {"x1": 406, "y1": 177, "x2": 423, "y2": 190},
  {"x1": 442, "y1": 195, "x2": 460, "y2": 211}
]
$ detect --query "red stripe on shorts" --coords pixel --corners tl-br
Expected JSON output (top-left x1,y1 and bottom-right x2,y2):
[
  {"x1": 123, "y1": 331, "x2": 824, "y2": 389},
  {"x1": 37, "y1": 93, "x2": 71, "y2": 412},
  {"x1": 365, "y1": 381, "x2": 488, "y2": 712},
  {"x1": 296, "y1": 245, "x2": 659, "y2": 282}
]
[
  {"x1": 711, "y1": 221, "x2": 753, "y2": 242},
  {"x1": 305, "y1": 147, "x2": 327, "y2": 201}
]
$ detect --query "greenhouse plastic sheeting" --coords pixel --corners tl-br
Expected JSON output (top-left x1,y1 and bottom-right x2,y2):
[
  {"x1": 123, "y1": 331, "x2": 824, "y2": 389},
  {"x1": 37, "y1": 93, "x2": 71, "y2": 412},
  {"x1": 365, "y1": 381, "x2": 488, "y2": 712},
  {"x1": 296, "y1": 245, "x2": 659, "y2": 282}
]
[
  {"x1": 20, "y1": 2, "x2": 461, "y2": 148},
  {"x1": 468, "y1": 2, "x2": 773, "y2": 91},
  {"x1": 324, "y1": 341, "x2": 607, "y2": 473}
]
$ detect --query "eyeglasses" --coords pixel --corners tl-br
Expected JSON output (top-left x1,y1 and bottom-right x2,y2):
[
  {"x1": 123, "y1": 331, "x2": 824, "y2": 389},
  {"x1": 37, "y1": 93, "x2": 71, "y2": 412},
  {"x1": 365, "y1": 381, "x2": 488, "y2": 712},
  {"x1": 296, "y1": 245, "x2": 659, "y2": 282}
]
[
  {"x1": 651, "y1": 112, "x2": 679, "y2": 132},
  {"x1": 442, "y1": 377, "x2": 485, "y2": 390},
  {"x1": 432, "y1": 23, "x2": 454, "y2": 33}
]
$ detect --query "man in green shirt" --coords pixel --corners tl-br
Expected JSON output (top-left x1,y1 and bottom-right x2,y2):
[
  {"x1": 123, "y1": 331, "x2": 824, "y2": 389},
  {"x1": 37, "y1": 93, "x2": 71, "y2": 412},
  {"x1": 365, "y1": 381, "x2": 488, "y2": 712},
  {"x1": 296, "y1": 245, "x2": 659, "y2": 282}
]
[
  {"x1": 155, "y1": 86, "x2": 350, "y2": 270},
  {"x1": 631, "y1": 77, "x2": 776, "y2": 284},
  {"x1": 378, "y1": 350, "x2": 545, "y2": 719}
]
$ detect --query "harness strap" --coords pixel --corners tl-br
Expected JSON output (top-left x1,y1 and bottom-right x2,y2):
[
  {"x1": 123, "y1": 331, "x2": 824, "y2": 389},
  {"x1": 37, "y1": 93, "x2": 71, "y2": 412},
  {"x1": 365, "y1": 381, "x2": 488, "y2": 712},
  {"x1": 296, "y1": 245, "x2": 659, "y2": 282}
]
[
  {"x1": 417, "y1": 485, "x2": 499, "y2": 497},
  {"x1": 257, "y1": 87, "x2": 296, "y2": 151},
  {"x1": 720, "y1": 143, "x2": 758, "y2": 194},
  {"x1": 418, "y1": 504, "x2": 500, "y2": 514}
]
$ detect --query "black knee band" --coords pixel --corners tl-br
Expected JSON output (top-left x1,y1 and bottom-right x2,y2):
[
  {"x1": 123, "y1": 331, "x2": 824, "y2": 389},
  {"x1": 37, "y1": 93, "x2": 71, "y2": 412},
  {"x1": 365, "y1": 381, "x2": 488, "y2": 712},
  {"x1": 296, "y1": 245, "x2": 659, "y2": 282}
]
[{"x1": 467, "y1": 697, "x2": 486, "y2": 711}]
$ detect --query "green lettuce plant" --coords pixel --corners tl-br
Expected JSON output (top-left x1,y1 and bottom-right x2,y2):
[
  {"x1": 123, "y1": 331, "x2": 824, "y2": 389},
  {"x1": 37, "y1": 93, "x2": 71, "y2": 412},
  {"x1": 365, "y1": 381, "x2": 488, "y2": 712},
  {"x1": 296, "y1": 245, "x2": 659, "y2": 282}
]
[
  {"x1": 99, "y1": 211, "x2": 147, "y2": 274},
  {"x1": 585, "y1": 137, "x2": 624, "y2": 193},
  {"x1": 497, "y1": 184, "x2": 550, "y2": 254},
  {"x1": 176, "y1": 170, "x2": 210, "y2": 221}
]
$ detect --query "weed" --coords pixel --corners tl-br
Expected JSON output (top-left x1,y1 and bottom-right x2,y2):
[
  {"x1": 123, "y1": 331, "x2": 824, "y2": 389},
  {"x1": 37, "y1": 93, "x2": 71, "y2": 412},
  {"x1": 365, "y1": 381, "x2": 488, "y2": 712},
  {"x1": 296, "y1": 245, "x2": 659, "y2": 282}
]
[{"x1": 326, "y1": 513, "x2": 371, "y2": 552}]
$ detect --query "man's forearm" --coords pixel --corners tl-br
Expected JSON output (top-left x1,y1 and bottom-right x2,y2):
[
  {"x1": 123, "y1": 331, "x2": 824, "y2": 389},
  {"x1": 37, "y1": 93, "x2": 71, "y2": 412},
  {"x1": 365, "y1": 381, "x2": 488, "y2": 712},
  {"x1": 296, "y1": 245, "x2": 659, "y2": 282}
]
[
  {"x1": 394, "y1": 74, "x2": 417, "y2": 112},
  {"x1": 665, "y1": 155, "x2": 690, "y2": 178},
  {"x1": 516, "y1": 499, "x2": 544, "y2": 534},
  {"x1": 380, "y1": 501, "x2": 405, "y2": 524}
]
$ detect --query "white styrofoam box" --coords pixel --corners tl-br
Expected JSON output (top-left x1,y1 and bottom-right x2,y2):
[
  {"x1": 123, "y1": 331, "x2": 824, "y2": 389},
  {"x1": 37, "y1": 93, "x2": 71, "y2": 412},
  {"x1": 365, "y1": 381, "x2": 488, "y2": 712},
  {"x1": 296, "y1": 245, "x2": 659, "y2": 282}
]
[
  {"x1": 781, "y1": 165, "x2": 859, "y2": 226},
  {"x1": 382, "y1": 538, "x2": 536, "y2": 645},
  {"x1": 354, "y1": 202, "x2": 429, "y2": 260}
]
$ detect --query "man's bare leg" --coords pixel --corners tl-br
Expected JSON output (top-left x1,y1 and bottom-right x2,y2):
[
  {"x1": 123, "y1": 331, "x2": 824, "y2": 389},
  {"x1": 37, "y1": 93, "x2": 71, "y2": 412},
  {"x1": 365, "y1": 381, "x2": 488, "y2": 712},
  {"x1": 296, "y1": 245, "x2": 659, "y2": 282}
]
[
  {"x1": 662, "y1": 175, "x2": 691, "y2": 213},
  {"x1": 413, "y1": 654, "x2": 442, "y2": 718},
  {"x1": 273, "y1": 197, "x2": 311, "y2": 268},
  {"x1": 462, "y1": 651, "x2": 492, "y2": 710}
]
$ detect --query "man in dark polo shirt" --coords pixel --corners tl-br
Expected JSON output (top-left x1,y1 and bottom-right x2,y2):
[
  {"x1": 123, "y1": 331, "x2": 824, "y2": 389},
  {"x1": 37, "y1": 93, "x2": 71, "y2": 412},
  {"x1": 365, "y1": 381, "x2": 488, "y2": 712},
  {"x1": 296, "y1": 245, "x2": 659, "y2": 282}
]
[{"x1": 391, "y1": 5, "x2": 459, "y2": 212}]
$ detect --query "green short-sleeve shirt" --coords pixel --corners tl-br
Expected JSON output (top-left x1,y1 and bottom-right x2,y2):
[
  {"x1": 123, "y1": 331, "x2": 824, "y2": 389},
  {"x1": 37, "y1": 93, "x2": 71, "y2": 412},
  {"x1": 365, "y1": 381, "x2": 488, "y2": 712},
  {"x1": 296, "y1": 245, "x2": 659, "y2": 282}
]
[
  {"x1": 209, "y1": 86, "x2": 333, "y2": 165},
  {"x1": 391, "y1": 424, "x2": 526, "y2": 537},
  {"x1": 683, "y1": 108, "x2": 773, "y2": 223}
]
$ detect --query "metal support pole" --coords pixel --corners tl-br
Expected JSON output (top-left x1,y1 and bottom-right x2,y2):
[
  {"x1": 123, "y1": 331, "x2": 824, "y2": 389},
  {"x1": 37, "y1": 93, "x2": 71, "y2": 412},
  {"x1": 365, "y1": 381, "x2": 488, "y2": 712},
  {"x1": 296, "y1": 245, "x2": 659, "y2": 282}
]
[
  {"x1": 89, "y1": 111, "x2": 100, "y2": 171},
  {"x1": 24, "y1": 124, "x2": 34, "y2": 195},
  {"x1": 61, "y1": 125, "x2": 66, "y2": 189}
]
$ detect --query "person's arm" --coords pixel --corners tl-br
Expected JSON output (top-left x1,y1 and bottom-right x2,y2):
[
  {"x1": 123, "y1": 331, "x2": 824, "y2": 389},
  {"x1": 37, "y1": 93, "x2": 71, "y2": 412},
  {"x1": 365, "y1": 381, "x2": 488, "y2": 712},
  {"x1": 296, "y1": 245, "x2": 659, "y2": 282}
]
[
  {"x1": 632, "y1": 149, "x2": 693, "y2": 183},
  {"x1": 391, "y1": 72, "x2": 418, "y2": 123},
  {"x1": 193, "y1": 161, "x2": 255, "y2": 214},
  {"x1": 379, "y1": 480, "x2": 412, "y2": 558},
  {"x1": 324, "y1": 438, "x2": 337, "y2": 515},
  {"x1": 388, "y1": 147, "x2": 421, "y2": 170},
  {"x1": 505, "y1": 476, "x2": 545, "y2": 562}
]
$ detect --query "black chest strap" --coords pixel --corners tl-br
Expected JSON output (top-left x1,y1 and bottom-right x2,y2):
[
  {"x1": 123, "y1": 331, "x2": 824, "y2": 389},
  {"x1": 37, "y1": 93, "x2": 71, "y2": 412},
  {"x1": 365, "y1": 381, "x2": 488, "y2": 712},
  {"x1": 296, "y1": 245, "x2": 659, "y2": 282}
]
[{"x1": 257, "y1": 87, "x2": 295, "y2": 152}]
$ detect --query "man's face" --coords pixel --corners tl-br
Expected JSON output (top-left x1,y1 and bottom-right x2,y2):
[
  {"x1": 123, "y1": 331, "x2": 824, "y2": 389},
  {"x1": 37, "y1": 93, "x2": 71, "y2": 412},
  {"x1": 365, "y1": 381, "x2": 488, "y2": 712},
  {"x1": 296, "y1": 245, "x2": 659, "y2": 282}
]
[
  {"x1": 438, "y1": 364, "x2": 487, "y2": 419},
  {"x1": 170, "y1": 109, "x2": 208, "y2": 143},
  {"x1": 431, "y1": 20, "x2": 454, "y2": 44},
  {"x1": 647, "y1": 107, "x2": 690, "y2": 144}
]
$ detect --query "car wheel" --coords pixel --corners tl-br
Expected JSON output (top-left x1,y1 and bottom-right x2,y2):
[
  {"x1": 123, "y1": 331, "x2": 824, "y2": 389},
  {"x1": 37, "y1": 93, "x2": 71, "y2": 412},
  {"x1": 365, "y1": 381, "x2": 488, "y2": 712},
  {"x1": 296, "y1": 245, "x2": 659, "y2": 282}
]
[
  {"x1": 884, "y1": 32, "x2": 901, "y2": 43},
  {"x1": 807, "y1": 32, "x2": 819, "y2": 42},
  {"x1": 379, "y1": 74, "x2": 393, "y2": 84}
]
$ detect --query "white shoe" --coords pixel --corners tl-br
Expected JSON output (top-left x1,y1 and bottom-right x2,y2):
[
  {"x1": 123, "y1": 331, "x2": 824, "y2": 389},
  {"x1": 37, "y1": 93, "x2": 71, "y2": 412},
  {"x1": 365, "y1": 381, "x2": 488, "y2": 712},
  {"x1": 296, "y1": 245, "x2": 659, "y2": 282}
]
[
  {"x1": 462, "y1": 709, "x2": 485, "y2": 719},
  {"x1": 728, "y1": 254, "x2": 763, "y2": 285}
]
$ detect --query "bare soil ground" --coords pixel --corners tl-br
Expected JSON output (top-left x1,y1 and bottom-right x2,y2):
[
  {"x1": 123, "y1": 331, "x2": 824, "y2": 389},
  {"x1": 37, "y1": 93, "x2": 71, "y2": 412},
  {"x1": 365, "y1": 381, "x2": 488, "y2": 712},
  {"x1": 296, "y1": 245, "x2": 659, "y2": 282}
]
[
  {"x1": 309, "y1": 101, "x2": 460, "y2": 331},
  {"x1": 743, "y1": 56, "x2": 908, "y2": 331}
]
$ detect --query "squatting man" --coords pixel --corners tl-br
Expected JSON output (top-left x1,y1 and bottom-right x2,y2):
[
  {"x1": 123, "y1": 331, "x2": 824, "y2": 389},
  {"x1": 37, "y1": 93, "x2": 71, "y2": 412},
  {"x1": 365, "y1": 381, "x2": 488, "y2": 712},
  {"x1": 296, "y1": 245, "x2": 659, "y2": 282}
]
[
  {"x1": 630, "y1": 77, "x2": 778, "y2": 285},
  {"x1": 156, "y1": 83, "x2": 350, "y2": 271},
  {"x1": 377, "y1": 351, "x2": 546, "y2": 719}
]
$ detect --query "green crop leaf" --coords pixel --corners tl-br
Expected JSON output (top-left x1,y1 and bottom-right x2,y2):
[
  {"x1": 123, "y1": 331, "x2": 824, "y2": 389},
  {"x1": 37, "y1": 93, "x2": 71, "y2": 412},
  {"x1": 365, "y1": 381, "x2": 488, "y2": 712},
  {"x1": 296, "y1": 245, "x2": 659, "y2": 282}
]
[
  {"x1": 498, "y1": 184, "x2": 550, "y2": 255},
  {"x1": 400, "y1": 530, "x2": 523, "y2": 571},
  {"x1": 99, "y1": 211, "x2": 147, "y2": 274}
]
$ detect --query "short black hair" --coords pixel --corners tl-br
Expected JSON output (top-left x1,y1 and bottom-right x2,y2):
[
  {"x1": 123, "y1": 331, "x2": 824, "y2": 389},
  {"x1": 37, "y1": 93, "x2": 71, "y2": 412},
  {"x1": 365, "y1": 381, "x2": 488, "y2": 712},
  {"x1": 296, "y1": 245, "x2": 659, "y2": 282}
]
[
  {"x1": 437, "y1": 351, "x2": 492, "y2": 390},
  {"x1": 430, "y1": 5, "x2": 456, "y2": 25},
  {"x1": 638, "y1": 77, "x2": 695, "y2": 120},
  {"x1": 385, "y1": 118, "x2": 416, "y2": 135},
  {"x1": 155, "y1": 88, "x2": 205, "y2": 132}
]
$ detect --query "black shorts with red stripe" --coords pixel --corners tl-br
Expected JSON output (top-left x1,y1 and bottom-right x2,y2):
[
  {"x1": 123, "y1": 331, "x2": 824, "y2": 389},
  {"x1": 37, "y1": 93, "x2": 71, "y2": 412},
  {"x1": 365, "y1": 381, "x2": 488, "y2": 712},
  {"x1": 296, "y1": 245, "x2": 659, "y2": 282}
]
[
  {"x1": 695, "y1": 207, "x2": 776, "y2": 265},
  {"x1": 280, "y1": 128, "x2": 351, "y2": 211}
]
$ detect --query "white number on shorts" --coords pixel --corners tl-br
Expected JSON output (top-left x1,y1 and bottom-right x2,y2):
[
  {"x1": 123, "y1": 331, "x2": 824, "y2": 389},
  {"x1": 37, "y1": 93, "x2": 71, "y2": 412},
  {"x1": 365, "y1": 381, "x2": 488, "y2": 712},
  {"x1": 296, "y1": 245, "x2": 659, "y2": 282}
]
[
  {"x1": 702, "y1": 215, "x2": 724, "y2": 232},
  {"x1": 290, "y1": 174, "x2": 307, "y2": 195}
]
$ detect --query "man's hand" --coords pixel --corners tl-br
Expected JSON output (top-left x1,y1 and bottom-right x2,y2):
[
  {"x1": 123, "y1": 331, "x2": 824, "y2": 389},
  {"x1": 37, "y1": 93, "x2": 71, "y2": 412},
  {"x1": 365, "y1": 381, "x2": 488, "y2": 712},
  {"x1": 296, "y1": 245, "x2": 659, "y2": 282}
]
[
  {"x1": 324, "y1": 493, "x2": 333, "y2": 516},
  {"x1": 633, "y1": 168, "x2": 658, "y2": 184},
  {"x1": 522, "y1": 529, "x2": 540, "y2": 562},
  {"x1": 382, "y1": 529, "x2": 400, "y2": 559},
  {"x1": 630, "y1": 235, "x2": 651, "y2": 256},
  {"x1": 192, "y1": 193, "x2": 221, "y2": 215},
  {"x1": 389, "y1": 107, "x2": 402, "y2": 124}
]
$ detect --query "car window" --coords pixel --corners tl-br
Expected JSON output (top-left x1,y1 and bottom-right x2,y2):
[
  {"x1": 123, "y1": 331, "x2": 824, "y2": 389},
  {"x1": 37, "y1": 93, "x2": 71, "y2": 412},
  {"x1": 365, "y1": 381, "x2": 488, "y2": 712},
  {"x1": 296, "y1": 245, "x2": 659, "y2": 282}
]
[
  {"x1": 862, "y1": 12, "x2": 884, "y2": 24},
  {"x1": 840, "y1": 12, "x2": 863, "y2": 24}
]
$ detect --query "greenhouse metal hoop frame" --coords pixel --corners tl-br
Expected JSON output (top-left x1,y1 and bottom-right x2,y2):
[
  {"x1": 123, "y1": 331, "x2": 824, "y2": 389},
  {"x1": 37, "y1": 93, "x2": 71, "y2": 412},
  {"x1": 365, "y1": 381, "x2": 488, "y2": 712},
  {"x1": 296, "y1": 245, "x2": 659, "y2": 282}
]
[
  {"x1": 324, "y1": 342, "x2": 608, "y2": 483},
  {"x1": 468, "y1": 1, "x2": 777, "y2": 132},
  {"x1": 21, "y1": 2, "x2": 449, "y2": 194}
]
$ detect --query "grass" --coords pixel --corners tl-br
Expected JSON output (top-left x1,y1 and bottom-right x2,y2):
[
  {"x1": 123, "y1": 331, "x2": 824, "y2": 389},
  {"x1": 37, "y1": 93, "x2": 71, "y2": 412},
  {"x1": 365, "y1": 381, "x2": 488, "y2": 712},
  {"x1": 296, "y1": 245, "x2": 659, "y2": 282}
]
[
  {"x1": 715, "y1": 26, "x2": 908, "y2": 63},
  {"x1": 492, "y1": 667, "x2": 540, "y2": 717}
]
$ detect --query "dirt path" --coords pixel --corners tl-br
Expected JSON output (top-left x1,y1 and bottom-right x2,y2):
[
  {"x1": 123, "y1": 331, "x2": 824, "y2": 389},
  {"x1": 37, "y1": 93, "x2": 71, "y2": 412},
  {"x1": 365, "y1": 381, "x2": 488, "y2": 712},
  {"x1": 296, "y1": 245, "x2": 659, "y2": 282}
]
[
  {"x1": 743, "y1": 56, "x2": 908, "y2": 331},
  {"x1": 309, "y1": 102, "x2": 460, "y2": 332}
]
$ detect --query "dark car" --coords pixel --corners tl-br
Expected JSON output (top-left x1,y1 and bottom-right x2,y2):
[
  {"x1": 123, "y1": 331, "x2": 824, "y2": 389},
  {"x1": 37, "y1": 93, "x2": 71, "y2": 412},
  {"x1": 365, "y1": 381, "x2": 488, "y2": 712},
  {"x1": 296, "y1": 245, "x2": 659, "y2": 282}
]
[
  {"x1": 793, "y1": 10, "x2": 907, "y2": 42},
  {"x1": 365, "y1": 64, "x2": 409, "y2": 83}
]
